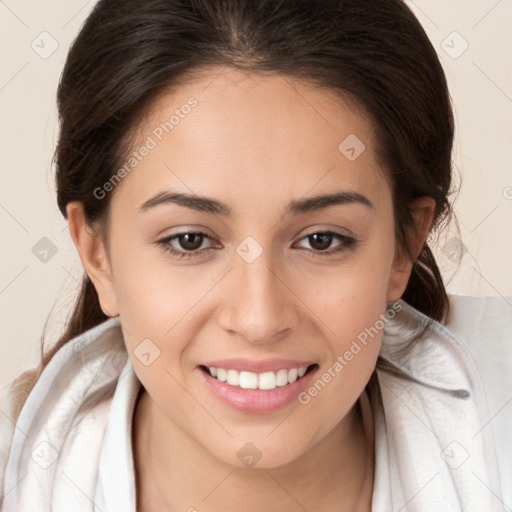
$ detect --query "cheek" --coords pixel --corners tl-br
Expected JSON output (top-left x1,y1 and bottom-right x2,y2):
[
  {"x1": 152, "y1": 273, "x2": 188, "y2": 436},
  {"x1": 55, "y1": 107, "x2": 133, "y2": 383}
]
[
  {"x1": 294, "y1": 233, "x2": 394, "y2": 345},
  {"x1": 291, "y1": 234, "x2": 393, "y2": 415},
  {"x1": 295, "y1": 285, "x2": 385, "y2": 440},
  {"x1": 110, "y1": 230, "x2": 209, "y2": 331},
  {"x1": 108, "y1": 237, "x2": 208, "y2": 374},
  {"x1": 306, "y1": 274, "x2": 386, "y2": 391}
]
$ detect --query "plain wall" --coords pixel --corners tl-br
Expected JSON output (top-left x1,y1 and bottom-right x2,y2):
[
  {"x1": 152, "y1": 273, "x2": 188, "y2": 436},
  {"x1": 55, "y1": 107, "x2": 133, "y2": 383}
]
[{"x1": 1, "y1": 0, "x2": 511, "y2": 390}]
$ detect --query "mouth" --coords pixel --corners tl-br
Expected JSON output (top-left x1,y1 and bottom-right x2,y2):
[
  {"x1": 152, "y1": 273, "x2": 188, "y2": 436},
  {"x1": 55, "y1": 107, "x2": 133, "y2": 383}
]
[
  {"x1": 197, "y1": 363, "x2": 319, "y2": 414},
  {"x1": 199, "y1": 363, "x2": 318, "y2": 391}
]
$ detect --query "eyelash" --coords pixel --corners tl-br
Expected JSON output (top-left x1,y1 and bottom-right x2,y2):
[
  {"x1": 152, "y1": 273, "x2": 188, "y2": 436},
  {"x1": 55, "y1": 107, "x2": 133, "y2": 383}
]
[{"x1": 155, "y1": 231, "x2": 356, "y2": 260}]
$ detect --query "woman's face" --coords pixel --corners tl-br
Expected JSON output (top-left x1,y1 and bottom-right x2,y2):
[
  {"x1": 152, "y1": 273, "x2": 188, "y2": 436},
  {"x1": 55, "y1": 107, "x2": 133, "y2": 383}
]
[{"x1": 85, "y1": 69, "x2": 415, "y2": 468}]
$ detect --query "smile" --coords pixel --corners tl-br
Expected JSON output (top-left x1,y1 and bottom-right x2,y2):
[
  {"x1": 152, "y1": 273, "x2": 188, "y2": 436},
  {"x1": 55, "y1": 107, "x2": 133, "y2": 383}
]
[
  {"x1": 201, "y1": 365, "x2": 315, "y2": 391},
  {"x1": 198, "y1": 362, "x2": 319, "y2": 413}
]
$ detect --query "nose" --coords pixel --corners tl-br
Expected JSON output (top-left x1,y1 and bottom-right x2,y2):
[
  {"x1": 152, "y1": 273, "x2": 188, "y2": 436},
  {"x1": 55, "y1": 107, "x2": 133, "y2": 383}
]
[{"x1": 217, "y1": 249, "x2": 300, "y2": 344}]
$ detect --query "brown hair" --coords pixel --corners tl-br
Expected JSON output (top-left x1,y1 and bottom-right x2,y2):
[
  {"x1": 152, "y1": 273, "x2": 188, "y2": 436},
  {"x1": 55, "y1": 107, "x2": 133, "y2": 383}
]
[{"x1": 10, "y1": 0, "x2": 455, "y2": 418}]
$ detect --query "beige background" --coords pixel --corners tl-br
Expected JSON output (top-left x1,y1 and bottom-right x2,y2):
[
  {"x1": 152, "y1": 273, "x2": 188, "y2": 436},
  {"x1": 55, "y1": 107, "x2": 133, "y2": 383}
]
[{"x1": 1, "y1": 0, "x2": 511, "y2": 390}]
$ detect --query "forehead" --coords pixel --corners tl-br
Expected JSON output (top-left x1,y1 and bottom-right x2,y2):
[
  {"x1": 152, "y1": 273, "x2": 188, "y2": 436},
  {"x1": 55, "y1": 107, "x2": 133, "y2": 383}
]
[{"x1": 116, "y1": 68, "x2": 389, "y2": 211}]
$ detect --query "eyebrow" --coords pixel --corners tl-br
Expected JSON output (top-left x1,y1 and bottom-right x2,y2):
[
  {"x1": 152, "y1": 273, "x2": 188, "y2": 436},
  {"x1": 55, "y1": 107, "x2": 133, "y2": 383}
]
[{"x1": 139, "y1": 190, "x2": 374, "y2": 216}]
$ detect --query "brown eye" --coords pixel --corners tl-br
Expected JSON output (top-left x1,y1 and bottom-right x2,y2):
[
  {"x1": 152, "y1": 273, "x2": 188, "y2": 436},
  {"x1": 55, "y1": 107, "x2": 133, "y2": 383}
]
[
  {"x1": 294, "y1": 231, "x2": 356, "y2": 256},
  {"x1": 156, "y1": 231, "x2": 217, "y2": 258},
  {"x1": 307, "y1": 233, "x2": 334, "y2": 251},
  {"x1": 178, "y1": 233, "x2": 205, "y2": 251}
]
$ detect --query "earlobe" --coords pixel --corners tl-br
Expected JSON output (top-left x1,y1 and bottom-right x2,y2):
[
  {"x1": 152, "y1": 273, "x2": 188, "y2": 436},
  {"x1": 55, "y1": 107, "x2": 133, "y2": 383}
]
[
  {"x1": 386, "y1": 249, "x2": 413, "y2": 303},
  {"x1": 386, "y1": 196, "x2": 436, "y2": 302},
  {"x1": 66, "y1": 202, "x2": 119, "y2": 317}
]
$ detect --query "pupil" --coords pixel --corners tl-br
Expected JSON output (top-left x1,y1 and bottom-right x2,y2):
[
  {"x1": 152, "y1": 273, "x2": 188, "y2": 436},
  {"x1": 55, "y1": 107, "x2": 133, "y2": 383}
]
[
  {"x1": 180, "y1": 233, "x2": 203, "y2": 250},
  {"x1": 310, "y1": 233, "x2": 331, "y2": 250}
]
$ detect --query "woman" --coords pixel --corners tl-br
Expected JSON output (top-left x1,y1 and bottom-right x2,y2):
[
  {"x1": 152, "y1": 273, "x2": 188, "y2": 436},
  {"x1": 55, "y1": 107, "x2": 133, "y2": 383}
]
[{"x1": 1, "y1": 0, "x2": 510, "y2": 510}]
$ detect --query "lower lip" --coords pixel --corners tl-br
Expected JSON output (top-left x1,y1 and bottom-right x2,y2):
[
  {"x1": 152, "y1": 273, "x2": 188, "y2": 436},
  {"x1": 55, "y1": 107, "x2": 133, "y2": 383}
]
[{"x1": 197, "y1": 366, "x2": 318, "y2": 414}]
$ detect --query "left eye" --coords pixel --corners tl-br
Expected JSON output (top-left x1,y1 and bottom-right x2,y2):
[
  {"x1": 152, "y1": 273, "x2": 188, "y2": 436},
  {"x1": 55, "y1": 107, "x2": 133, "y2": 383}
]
[{"x1": 295, "y1": 231, "x2": 352, "y2": 252}]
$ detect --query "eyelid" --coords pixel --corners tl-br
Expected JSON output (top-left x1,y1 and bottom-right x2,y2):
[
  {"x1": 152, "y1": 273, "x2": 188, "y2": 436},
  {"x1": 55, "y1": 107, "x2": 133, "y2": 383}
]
[
  {"x1": 293, "y1": 223, "x2": 356, "y2": 240},
  {"x1": 295, "y1": 231, "x2": 353, "y2": 245}
]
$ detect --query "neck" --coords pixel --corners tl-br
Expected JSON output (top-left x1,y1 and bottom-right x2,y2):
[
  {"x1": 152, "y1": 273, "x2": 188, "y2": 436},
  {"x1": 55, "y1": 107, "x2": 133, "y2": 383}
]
[{"x1": 133, "y1": 389, "x2": 374, "y2": 512}]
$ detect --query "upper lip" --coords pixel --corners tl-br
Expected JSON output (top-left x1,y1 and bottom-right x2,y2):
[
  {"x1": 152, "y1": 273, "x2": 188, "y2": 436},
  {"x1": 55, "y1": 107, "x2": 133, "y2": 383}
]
[{"x1": 200, "y1": 358, "x2": 316, "y2": 373}]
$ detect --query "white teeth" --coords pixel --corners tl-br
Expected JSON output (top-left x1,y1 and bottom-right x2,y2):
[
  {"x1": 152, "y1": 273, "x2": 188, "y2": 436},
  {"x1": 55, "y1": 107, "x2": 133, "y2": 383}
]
[
  {"x1": 206, "y1": 365, "x2": 310, "y2": 390},
  {"x1": 276, "y1": 369, "x2": 288, "y2": 387},
  {"x1": 258, "y1": 371, "x2": 276, "y2": 390},
  {"x1": 239, "y1": 371, "x2": 258, "y2": 389},
  {"x1": 227, "y1": 369, "x2": 240, "y2": 386},
  {"x1": 288, "y1": 368, "x2": 298, "y2": 383}
]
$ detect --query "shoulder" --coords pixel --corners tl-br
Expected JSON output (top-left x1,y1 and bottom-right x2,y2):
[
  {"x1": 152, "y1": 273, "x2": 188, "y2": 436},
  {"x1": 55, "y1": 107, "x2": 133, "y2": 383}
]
[
  {"x1": 0, "y1": 366, "x2": 41, "y2": 474},
  {"x1": 0, "y1": 367, "x2": 40, "y2": 501},
  {"x1": 443, "y1": 293, "x2": 512, "y2": 407},
  {"x1": 0, "y1": 382, "x2": 16, "y2": 501},
  {"x1": 443, "y1": 293, "x2": 512, "y2": 508},
  {"x1": 444, "y1": 292, "x2": 512, "y2": 340},
  {"x1": 376, "y1": 294, "x2": 511, "y2": 509}
]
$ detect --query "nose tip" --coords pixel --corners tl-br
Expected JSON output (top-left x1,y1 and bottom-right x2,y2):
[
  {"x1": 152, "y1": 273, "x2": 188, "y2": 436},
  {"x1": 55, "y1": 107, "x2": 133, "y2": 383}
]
[
  {"x1": 218, "y1": 259, "x2": 300, "y2": 344},
  {"x1": 231, "y1": 301, "x2": 296, "y2": 344}
]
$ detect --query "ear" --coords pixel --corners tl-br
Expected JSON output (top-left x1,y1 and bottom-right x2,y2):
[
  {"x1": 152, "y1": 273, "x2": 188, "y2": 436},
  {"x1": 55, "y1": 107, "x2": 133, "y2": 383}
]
[
  {"x1": 386, "y1": 196, "x2": 436, "y2": 302},
  {"x1": 66, "y1": 202, "x2": 119, "y2": 317}
]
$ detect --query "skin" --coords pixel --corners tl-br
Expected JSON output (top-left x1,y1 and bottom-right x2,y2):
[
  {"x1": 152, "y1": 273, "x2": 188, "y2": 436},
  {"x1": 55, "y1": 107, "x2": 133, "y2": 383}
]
[{"x1": 67, "y1": 68, "x2": 435, "y2": 511}]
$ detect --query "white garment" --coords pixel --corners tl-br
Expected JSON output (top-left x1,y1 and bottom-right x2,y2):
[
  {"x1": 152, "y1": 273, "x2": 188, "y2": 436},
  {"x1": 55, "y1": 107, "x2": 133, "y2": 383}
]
[{"x1": 0, "y1": 295, "x2": 510, "y2": 511}]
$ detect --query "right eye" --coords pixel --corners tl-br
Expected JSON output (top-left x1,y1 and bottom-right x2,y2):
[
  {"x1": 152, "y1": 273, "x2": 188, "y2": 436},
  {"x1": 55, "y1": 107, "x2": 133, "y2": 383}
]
[{"x1": 156, "y1": 232, "x2": 219, "y2": 259}]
